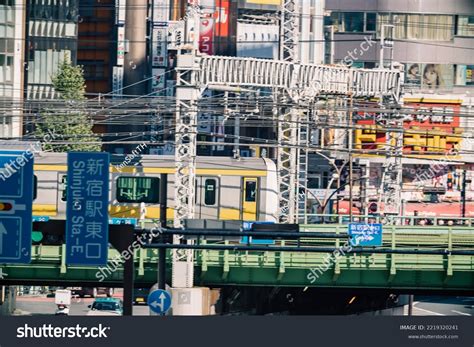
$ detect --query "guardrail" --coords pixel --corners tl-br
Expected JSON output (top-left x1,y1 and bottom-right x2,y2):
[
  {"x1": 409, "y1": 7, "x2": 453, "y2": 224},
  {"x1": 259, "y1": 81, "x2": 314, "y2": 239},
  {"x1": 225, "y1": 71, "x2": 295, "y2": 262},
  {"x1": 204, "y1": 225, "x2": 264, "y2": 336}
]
[{"x1": 301, "y1": 213, "x2": 474, "y2": 226}]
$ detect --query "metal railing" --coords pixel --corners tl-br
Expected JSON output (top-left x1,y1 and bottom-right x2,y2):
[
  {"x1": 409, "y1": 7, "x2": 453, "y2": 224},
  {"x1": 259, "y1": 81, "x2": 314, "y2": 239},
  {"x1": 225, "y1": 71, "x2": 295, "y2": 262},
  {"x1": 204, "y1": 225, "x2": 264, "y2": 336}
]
[{"x1": 301, "y1": 213, "x2": 474, "y2": 226}]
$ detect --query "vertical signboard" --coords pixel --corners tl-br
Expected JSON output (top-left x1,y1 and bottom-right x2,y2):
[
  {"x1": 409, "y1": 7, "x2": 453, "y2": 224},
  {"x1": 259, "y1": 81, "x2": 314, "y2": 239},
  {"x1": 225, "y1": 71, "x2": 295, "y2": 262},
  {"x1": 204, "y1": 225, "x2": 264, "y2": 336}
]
[
  {"x1": 66, "y1": 152, "x2": 110, "y2": 266},
  {"x1": 151, "y1": 68, "x2": 166, "y2": 95},
  {"x1": 112, "y1": 66, "x2": 124, "y2": 98},
  {"x1": 116, "y1": 0, "x2": 126, "y2": 24},
  {"x1": 199, "y1": 17, "x2": 214, "y2": 54},
  {"x1": 152, "y1": 27, "x2": 168, "y2": 67},
  {"x1": 215, "y1": 0, "x2": 229, "y2": 37},
  {"x1": 117, "y1": 27, "x2": 125, "y2": 66},
  {"x1": 153, "y1": 0, "x2": 169, "y2": 25},
  {"x1": 199, "y1": 0, "x2": 215, "y2": 54}
]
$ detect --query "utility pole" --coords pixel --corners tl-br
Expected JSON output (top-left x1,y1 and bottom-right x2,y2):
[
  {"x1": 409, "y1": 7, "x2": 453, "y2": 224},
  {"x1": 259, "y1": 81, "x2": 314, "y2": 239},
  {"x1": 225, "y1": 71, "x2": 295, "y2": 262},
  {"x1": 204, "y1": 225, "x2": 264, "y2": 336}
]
[
  {"x1": 172, "y1": 2, "x2": 201, "y2": 289},
  {"x1": 461, "y1": 169, "x2": 467, "y2": 219},
  {"x1": 123, "y1": 0, "x2": 148, "y2": 151},
  {"x1": 348, "y1": 96, "x2": 353, "y2": 222},
  {"x1": 378, "y1": 25, "x2": 403, "y2": 223},
  {"x1": 276, "y1": 0, "x2": 300, "y2": 223}
]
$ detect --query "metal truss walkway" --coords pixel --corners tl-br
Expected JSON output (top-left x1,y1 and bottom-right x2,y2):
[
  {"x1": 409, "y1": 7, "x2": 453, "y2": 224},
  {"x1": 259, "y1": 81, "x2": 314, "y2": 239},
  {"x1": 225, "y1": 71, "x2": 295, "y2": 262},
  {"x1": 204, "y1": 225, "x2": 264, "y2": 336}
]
[
  {"x1": 1, "y1": 225, "x2": 473, "y2": 292},
  {"x1": 199, "y1": 56, "x2": 402, "y2": 98}
]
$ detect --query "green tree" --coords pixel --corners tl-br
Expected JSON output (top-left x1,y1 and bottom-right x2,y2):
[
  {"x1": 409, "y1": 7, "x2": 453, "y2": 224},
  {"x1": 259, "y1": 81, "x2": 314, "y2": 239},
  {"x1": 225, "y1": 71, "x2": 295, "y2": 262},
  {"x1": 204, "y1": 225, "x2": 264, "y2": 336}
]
[{"x1": 36, "y1": 58, "x2": 101, "y2": 152}]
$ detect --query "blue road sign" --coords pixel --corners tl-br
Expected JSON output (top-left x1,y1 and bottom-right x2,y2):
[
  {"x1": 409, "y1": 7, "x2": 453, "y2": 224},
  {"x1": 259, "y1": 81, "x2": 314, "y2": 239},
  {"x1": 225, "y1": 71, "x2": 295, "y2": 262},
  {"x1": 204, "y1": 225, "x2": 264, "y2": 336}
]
[
  {"x1": 0, "y1": 150, "x2": 34, "y2": 264},
  {"x1": 348, "y1": 223, "x2": 383, "y2": 247},
  {"x1": 33, "y1": 216, "x2": 49, "y2": 222},
  {"x1": 147, "y1": 289, "x2": 172, "y2": 314},
  {"x1": 240, "y1": 221, "x2": 275, "y2": 245},
  {"x1": 108, "y1": 218, "x2": 137, "y2": 225},
  {"x1": 66, "y1": 152, "x2": 110, "y2": 266}
]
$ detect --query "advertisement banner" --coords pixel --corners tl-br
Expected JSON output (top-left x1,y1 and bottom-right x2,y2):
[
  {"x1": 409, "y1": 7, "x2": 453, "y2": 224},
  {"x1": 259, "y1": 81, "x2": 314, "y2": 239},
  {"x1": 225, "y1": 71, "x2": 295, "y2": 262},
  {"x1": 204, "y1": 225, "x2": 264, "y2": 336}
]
[
  {"x1": 214, "y1": 0, "x2": 229, "y2": 37},
  {"x1": 117, "y1": 27, "x2": 125, "y2": 66},
  {"x1": 112, "y1": 66, "x2": 123, "y2": 98},
  {"x1": 116, "y1": 0, "x2": 126, "y2": 24},
  {"x1": 200, "y1": 17, "x2": 214, "y2": 54},
  {"x1": 355, "y1": 102, "x2": 462, "y2": 156},
  {"x1": 153, "y1": 0, "x2": 169, "y2": 25},
  {"x1": 406, "y1": 63, "x2": 455, "y2": 88},
  {"x1": 168, "y1": 20, "x2": 184, "y2": 50},
  {"x1": 152, "y1": 27, "x2": 168, "y2": 67},
  {"x1": 151, "y1": 68, "x2": 166, "y2": 95}
]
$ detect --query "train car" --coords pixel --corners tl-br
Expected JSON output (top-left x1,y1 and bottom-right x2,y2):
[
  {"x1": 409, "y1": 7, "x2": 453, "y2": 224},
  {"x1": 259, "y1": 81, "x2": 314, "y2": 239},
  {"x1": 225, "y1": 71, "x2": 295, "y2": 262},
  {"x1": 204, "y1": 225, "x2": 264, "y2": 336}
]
[{"x1": 32, "y1": 153, "x2": 278, "y2": 223}]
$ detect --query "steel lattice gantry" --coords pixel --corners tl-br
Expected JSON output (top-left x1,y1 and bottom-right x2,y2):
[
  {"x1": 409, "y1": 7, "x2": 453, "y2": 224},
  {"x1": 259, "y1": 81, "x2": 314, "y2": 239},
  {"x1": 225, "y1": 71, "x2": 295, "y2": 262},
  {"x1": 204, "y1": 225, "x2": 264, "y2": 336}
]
[
  {"x1": 172, "y1": 53, "x2": 201, "y2": 288},
  {"x1": 173, "y1": 52, "x2": 404, "y2": 285}
]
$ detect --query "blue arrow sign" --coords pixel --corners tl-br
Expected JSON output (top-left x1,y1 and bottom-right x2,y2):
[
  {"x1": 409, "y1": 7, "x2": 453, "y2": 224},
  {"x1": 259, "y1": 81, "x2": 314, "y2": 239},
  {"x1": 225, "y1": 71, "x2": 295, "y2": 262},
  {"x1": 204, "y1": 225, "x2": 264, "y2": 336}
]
[
  {"x1": 348, "y1": 223, "x2": 383, "y2": 247},
  {"x1": 0, "y1": 150, "x2": 34, "y2": 264},
  {"x1": 147, "y1": 289, "x2": 172, "y2": 314},
  {"x1": 66, "y1": 152, "x2": 110, "y2": 266}
]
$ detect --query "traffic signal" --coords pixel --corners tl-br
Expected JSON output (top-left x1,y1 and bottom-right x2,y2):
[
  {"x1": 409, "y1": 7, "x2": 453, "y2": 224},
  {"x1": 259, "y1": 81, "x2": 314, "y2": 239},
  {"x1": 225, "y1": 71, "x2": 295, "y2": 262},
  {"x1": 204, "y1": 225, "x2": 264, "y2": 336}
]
[
  {"x1": 368, "y1": 202, "x2": 378, "y2": 214},
  {"x1": 0, "y1": 202, "x2": 12, "y2": 211}
]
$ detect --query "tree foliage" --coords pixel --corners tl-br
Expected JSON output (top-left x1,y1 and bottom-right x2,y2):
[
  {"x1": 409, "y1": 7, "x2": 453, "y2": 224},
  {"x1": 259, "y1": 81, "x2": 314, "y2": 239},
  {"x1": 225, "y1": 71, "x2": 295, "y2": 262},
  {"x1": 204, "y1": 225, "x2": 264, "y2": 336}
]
[{"x1": 36, "y1": 58, "x2": 101, "y2": 152}]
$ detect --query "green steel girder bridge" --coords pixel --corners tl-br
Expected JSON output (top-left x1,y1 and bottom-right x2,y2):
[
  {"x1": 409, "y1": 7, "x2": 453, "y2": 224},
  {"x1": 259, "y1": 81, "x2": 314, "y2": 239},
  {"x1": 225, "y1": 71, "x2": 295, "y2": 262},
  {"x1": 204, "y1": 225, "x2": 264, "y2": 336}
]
[{"x1": 1, "y1": 224, "x2": 474, "y2": 292}]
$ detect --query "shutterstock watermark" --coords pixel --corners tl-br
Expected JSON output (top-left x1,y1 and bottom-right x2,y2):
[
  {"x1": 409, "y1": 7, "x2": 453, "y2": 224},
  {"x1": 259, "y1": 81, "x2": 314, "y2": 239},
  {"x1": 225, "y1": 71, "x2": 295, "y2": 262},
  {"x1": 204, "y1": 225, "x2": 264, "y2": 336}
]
[
  {"x1": 0, "y1": 129, "x2": 60, "y2": 182},
  {"x1": 308, "y1": 34, "x2": 376, "y2": 96},
  {"x1": 113, "y1": 143, "x2": 148, "y2": 172},
  {"x1": 307, "y1": 239, "x2": 354, "y2": 283},
  {"x1": 95, "y1": 222, "x2": 163, "y2": 282},
  {"x1": 17, "y1": 324, "x2": 110, "y2": 339}
]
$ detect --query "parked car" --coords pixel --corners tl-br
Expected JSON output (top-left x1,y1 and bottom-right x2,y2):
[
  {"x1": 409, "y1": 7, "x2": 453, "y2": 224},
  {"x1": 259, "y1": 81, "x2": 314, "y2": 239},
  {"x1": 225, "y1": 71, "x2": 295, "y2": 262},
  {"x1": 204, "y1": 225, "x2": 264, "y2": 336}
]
[
  {"x1": 69, "y1": 287, "x2": 114, "y2": 298},
  {"x1": 133, "y1": 288, "x2": 149, "y2": 305},
  {"x1": 87, "y1": 298, "x2": 123, "y2": 316}
]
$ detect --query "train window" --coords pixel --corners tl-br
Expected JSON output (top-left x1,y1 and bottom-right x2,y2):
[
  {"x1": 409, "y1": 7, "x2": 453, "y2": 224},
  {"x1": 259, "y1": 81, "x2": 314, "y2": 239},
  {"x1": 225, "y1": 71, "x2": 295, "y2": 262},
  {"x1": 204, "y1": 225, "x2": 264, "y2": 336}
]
[
  {"x1": 204, "y1": 178, "x2": 217, "y2": 206},
  {"x1": 33, "y1": 175, "x2": 37, "y2": 200},
  {"x1": 116, "y1": 177, "x2": 160, "y2": 203},
  {"x1": 61, "y1": 175, "x2": 67, "y2": 201},
  {"x1": 245, "y1": 180, "x2": 257, "y2": 202}
]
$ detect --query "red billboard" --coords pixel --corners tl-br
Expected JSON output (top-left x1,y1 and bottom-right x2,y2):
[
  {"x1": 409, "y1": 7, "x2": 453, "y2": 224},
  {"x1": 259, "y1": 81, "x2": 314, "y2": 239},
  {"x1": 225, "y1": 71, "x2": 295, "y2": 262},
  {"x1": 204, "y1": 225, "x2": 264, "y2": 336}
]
[
  {"x1": 354, "y1": 102, "x2": 462, "y2": 156},
  {"x1": 199, "y1": 17, "x2": 214, "y2": 54}
]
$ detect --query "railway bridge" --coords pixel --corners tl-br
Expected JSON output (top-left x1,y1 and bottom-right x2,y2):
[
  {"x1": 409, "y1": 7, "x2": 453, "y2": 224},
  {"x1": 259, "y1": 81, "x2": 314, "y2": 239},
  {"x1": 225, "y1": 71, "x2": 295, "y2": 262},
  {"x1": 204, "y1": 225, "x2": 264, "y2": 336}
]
[{"x1": 1, "y1": 224, "x2": 473, "y2": 292}]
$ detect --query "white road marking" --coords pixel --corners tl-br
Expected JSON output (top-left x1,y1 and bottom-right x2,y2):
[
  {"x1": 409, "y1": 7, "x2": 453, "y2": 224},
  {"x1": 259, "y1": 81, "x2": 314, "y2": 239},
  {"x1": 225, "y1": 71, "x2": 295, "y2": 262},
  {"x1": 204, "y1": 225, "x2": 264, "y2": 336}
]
[
  {"x1": 451, "y1": 310, "x2": 471, "y2": 316},
  {"x1": 412, "y1": 302, "x2": 445, "y2": 316}
]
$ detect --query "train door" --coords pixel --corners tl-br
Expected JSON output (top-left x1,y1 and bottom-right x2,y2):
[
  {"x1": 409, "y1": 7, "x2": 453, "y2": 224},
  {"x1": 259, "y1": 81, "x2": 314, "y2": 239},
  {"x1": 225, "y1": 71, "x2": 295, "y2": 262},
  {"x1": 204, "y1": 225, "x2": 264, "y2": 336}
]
[
  {"x1": 57, "y1": 172, "x2": 68, "y2": 219},
  {"x1": 196, "y1": 176, "x2": 220, "y2": 220},
  {"x1": 241, "y1": 178, "x2": 258, "y2": 221}
]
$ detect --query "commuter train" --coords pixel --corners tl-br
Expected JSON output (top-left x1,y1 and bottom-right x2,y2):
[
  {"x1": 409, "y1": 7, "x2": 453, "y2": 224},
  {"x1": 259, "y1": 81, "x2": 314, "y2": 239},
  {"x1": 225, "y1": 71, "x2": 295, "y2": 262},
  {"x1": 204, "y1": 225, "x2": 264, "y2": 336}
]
[{"x1": 32, "y1": 153, "x2": 278, "y2": 223}]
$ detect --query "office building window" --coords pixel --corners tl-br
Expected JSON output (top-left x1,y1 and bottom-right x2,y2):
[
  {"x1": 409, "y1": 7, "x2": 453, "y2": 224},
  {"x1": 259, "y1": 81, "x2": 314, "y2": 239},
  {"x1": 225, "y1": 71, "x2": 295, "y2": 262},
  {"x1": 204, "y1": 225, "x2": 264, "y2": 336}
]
[
  {"x1": 326, "y1": 12, "x2": 378, "y2": 33},
  {"x1": 343, "y1": 12, "x2": 364, "y2": 32},
  {"x1": 366, "y1": 13, "x2": 377, "y2": 31},
  {"x1": 457, "y1": 15, "x2": 474, "y2": 36},
  {"x1": 378, "y1": 13, "x2": 453, "y2": 41}
]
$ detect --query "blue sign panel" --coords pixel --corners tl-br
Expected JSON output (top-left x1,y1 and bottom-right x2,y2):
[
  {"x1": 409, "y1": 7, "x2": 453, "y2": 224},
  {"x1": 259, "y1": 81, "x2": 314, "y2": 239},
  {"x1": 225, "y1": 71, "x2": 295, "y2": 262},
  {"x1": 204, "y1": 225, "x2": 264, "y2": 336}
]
[
  {"x1": 33, "y1": 216, "x2": 49, "y2": 222},
  {"x1": 348, "y1": 223, "x2": 383, "y2": 247},
  {"x1": 0, "y1": 150, "x2": 34, "y2": 264},
  {"x1": 108, "y1": 218, "x2": 136, "y2": 225},
  {"x1": 240, "y1": 221, "x2": 275, "y2": 245},
  {"x1": 147, "y1": 289, "x2": 172, "y2": 314},
  {"x1": 66, "y1": 152, "x2": 110, "y2": 266}
]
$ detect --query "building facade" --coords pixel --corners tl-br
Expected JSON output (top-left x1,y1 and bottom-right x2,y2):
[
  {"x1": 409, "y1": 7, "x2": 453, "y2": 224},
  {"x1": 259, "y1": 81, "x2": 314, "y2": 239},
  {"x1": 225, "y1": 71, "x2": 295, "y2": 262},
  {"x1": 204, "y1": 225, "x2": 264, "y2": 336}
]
[
  {"x1": 0, "y1": 0, "x2": 25, "y2": 139},
  {"x1": 24, "y1": 0, "x2": 79, "y2": 99},
  {"x1": 319, "y1": 0, "x2": 474, "y2": 219}
]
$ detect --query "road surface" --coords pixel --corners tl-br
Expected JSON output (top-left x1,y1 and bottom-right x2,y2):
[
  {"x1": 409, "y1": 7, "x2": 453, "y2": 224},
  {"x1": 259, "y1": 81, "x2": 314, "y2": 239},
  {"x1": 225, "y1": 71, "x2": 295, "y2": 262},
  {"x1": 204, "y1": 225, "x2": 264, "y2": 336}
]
[
  {"x1": 411, "y1": 296, "x2": 474, "y2": 316},
  {"x1": 14, "y1": 291, "x2": 150, "y2": 316}
]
